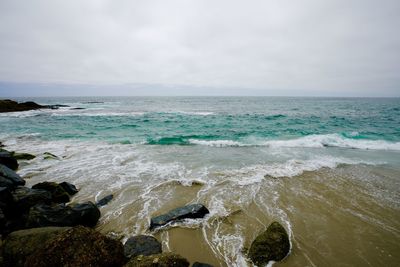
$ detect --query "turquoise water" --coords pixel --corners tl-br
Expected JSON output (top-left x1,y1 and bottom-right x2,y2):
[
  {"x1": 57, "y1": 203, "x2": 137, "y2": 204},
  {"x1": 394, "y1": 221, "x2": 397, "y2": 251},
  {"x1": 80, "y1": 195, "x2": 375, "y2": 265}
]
[{"x1": 1, "y1": 97, "x2": 400, "y2": 145}]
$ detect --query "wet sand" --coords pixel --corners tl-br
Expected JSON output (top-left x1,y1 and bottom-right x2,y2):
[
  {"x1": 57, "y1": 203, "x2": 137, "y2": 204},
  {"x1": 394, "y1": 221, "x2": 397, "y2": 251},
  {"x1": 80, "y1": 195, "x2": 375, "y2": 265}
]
[{"x1": 89, "y1": 164, "x2": 400, "y2": 266}]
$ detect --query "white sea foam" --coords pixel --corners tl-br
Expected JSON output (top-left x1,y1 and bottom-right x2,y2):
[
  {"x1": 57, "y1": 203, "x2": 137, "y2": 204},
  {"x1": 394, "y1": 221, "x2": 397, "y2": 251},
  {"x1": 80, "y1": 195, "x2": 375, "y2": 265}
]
[
  {"x1": 174, "y1": 111, "x2": 215, "y2": 116},
  {"x1": 262, "y1": 134, "x2": 400, "y2": 151},
  {"x1": 189, "y1": 139, "x2": 244, "y2": 147}
]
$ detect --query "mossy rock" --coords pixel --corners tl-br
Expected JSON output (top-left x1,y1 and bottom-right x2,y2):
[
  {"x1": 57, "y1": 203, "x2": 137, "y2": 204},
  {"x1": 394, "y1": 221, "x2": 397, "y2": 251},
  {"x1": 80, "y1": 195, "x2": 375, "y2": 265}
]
[
  {"x1": 11, "y1": 152, "x2": 36, "y2": 160},
  {"x1": 43, "y1": 152, "x2": 58, "y2": 160},
  {"x1": 248, "y1": 221, "x2": 290, "y2": 266},
  {"x1": 124, "y1": 253, "x2": 190, "y2": 267},
  {"x1": 2, "y1": 227, "x2": 70, "y2": 267},
  {"x1": 25, "y1": 226, "x2": 125, "y2": 267}
]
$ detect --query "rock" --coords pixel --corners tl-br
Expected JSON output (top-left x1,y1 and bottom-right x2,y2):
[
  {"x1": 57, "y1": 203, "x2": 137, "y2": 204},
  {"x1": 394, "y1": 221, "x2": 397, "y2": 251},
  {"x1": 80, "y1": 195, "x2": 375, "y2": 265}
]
[
  {"x1": 0, "y1": 164, "x2": 25, "y2": 188},
  {"x1": 150, "y1": 204, "x2": 209, "y2": 230},
  {"x1": 248, "y1": 221, "x2": 290, "y2": 266},
  {"x1": 26, "y1": 201, "x2": 100, "y2": 228},
  {"x1": 43, "y1": 152, "x2": 58, "y2": 160},
  {"x1": 192, "y1": 262, "x2": 214, "y2": 267},
  {"x1": 1, "y1": 226, "x2": 70, "y2": 267},
  {"x1": 0, "y1": 99, "x2": 44, "y2": 113},
  {"x1": 96, "y1": 194, "x2": 113, "y2": 207},
  {"x1": 0, "y1": 186, "x2": 14, "y2": 212},
  {"x1": 32, "y1": 182, "x2": 70, "y2": 203},
  {"x1": 25, "y1": 226, "x2": 125, "y2": 267},
  {"x1": 124, "y1": 235, "x2": 162, "y2": 259},
  {"x1": 0, "y1": 207, "x2": 5, "y2": 228},
  {"x1": 0, "y1": 152, "x2": 18, "y2": 170},
  {"x1": 11, "y1": 152, "x2": 35, "y2": 160},
  {"x1": 11, "y1": 186, "x2": 52, "y2": 212},
  {"x1": 71, "y1": 107, "x2": 85, "y2": 110},
  {"x1": 59, "y1": 181, "x2": 79, "y2": 195},
  {"x1": 124, "y1": 253, "x2": 190, "y2": 267}
]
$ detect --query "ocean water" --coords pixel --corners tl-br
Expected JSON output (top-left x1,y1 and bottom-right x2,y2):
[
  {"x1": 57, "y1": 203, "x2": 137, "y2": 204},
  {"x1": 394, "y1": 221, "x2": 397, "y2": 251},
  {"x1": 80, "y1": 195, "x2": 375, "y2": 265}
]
[{"x1": 1, "y1": 97, "x2": 400, "y2": 266}]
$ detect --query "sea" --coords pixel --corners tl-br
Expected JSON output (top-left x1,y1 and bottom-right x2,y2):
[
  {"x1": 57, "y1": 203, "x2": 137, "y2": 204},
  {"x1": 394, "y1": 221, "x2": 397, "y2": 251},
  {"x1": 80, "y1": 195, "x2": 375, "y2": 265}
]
[{"x1": 1, "y1": 96, "x2": 399, "y2": 266}]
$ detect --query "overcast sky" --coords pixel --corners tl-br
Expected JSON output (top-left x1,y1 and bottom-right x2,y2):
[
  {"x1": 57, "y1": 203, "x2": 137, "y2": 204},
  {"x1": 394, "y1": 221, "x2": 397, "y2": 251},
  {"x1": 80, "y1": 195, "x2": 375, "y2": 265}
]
[{"x1": 0, "y1": 0, "x2": 399, "y2": 96}]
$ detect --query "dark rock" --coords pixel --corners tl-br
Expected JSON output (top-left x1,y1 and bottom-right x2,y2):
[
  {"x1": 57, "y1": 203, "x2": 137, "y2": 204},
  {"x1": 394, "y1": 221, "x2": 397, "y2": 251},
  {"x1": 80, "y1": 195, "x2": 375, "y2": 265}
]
[
  {"x1": 0, "y1": 207, "x2": 5, "y2": 228},
  {"x1": 0, "y1": 186, "x2": 14, "y2": 212},
  {"x1": 150, "y1": 204, "x2": 209, "y2": 230},
  {"x1": 0, "y1": 176, "x2": 14, "y2": 190},
  {"x1": 248, "y1": 221, "x2": 290, "y2": 266},
  {"x1": 43, "y1": 152, "x2": 58, "y2": 160},
  {"x1": 12, "y1": 186, "x2": 52, "y2": 211},
  {"x1": 59, "y1": 181, "x2": 79, "y2": 195},
  {"x1": 0, "y1": 99, "x2": 44, "y2": 113},
  {"x1": 25, "y1": 226, "x2": 125, "y2": 267},
  {"x1": 0, "y1": 164, "x2": 25, "y2": 188},
  {"x1": 71, "y1": 107, "x2": 85, "y2": 110},
  {"x1": 0, "y1": 141, "x2": 4, "y2": 148},
  {"x1": 192, "y1": 262, "x2": 214, "y2": 267},
  {"x1": 96, "y1": 194, "x2": 113, "y2": 207},
  {"x1": 32, "y1": 182, "x2": 70, "y2": 203},
  {"x1": 11, "y1": 152, "x2": 35, "y2": 160},
  {"x1": 2, "y1": 226, "x2": 70, "y2": 267},
  {"x1": 26, "y1": 201, "x2": 100, "y2": 228},
  {"x1": 124, "y1": 253, "x2": 190, "y2": 267},
  {"x1": 0, "y1": 152, "x2": 18, "y2": 170},
  {"x1": 124, "y1": 235, "x2": 162, "y2": 259}
]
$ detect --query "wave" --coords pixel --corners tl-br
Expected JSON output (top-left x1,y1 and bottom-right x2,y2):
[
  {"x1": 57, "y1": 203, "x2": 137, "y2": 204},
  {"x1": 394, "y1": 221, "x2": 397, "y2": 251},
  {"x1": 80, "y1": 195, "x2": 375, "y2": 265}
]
[{"x1": 168, "y1": 134, "x2": 400, "y2": 151}]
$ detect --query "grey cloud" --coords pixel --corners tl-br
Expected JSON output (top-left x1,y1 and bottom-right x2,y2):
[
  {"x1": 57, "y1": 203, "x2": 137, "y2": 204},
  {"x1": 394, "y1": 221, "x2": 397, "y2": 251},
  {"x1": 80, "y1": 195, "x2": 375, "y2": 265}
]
[{"x1": 0, "y1": 0, "x2": 399, "y2": 96}]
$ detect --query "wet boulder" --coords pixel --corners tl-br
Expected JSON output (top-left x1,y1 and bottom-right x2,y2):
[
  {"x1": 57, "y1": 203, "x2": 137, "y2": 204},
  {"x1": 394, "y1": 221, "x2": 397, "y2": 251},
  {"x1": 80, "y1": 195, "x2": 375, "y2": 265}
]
[
  {"x1": 2, "y1": 226, "x2": 70, "y2": 267},
  {"x1": 32, "y1": 182, "x2": 70, "y2": 203},
  {"x1": 26, "y1": 201, "x2": 100, "y2": 228},
  {"x1": 12, "y1": 186, "x2": 52, "y2": 211},
  {"x1": 124, "y1": 252, "x2": 190, "y2": 267},
  {"x1": 96, "y1": 194, "x2": 113, "y2": 207},
  {"x1": 0, "y1": 152, "x2": 18, "y2": 170},
  {"x1": 150, "y1": 204, "x2": 209, "y2": 230},
  {"x1": 59, "y1": 181, "x2": 79, "y2": 195},
  {"x1": 0, "y1": 164, "x2": 25, "y2": 189},
  {"x1": 248, "y1": 221, "x2": 290, "y2": 266},
  {"x1": 124, "y1": 235, "x2": 162, "y2": 259},
  {"x1": 25, "y1": 226, "x2": 125, "y2": 267}
]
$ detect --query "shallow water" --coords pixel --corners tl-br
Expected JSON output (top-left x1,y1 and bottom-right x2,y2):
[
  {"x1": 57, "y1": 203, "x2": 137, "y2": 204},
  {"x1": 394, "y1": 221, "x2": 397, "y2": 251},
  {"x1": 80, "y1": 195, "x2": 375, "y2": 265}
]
[{"x1": 1, "y1": 97, "x2": 399, "y2": 266}]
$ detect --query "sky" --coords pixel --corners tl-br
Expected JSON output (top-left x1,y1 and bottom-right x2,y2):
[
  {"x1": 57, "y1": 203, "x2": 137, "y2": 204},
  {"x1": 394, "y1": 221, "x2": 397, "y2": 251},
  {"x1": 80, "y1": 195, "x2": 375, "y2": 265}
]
[{"x1": 0, "y1": 0, "x2": 399, "y2": 97}]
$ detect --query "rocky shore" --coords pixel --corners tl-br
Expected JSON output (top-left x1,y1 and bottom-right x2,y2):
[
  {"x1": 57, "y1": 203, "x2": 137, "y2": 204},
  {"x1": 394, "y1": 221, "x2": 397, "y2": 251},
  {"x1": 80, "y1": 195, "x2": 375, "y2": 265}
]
[{"x1": 0, "y1": 140, "x2": 291, "y2": 266}]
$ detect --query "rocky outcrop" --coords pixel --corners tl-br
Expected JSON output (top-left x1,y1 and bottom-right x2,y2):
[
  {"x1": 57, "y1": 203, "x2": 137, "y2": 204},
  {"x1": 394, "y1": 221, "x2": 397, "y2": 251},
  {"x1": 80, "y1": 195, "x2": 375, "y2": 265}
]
[
  {"x1": 124, "y1": 235, "x2": 162, "y2": 259},
  {"x1": 96, "y1": 194, "x2": 114, "y2": 207},
  {"x1": 0, "y1": 164, "x2": 25, "y2": 189},
  {"x1": 32, "y1": 182, "x2": 70, "y2": 203},
  {"x1": 150, "y1": 204, "x2": 209, "y2": 230},
  {"x1": 24, "y1": 226, "x2": 125, "y2": 267},
  {"x1": 0, "y1": 99, "x2": 70, "y2": 113},
  {"x1": 124, "y1": 253, "x2": 190, "y2": 267},
  {"x1": 43, "y1": 152, "x2": 59, "y2": 160},
  {"x1": 248, "y1": 221, "x2": 290, "y2": 266},
  {"x1": 26, "y1": 201, "x2": 100, "y2": 228},
  {"x1": 2, "y1": 227, "x2": 70, "y2": 267},
  {"x1": 0, "y1": 99, "x2": 43, "y2": 113}
]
